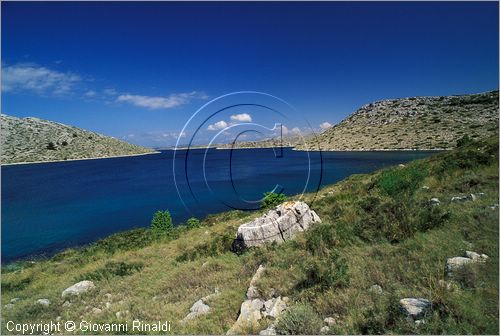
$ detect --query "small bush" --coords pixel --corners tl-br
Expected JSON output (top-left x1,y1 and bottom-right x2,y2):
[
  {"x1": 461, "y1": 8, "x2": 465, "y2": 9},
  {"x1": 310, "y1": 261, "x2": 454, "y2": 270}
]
[
  {"x1": 151, "y1": 210, "x2": 173, "y2": 235},
  {"x1": 176, "y1": 227, "x2": 235, "y2": 262},
  {"x1": 376, "y1": 165, "x2": 427, "y2": 197},
  {"x1": 298, "y1": 251, "x2": 349, "y2": 290},
  {"x1": 78, "y1": 261, "x2": 144, "y2": 281},
  {"x1": 275, "y1": 303, "x2": 323, "y2": 335},
  {"x1": 46, "y1": 142, "x2": 56, "y2": 150},
  {"x1": 186, "y1": 217, "x2": 201, "y2": 229},
  {"x1": 456, "y1": 134, "x2": 474, "y2": 147},
  {"x1": 260, "y1": 191, "x2": 287, "y2": 209}
]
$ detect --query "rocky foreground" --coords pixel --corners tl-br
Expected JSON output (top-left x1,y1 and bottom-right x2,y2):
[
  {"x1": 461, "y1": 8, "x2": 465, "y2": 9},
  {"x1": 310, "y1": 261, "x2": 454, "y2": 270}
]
[
  {"x1": 0, "y1": 114, "x2": 156, "y2": 164},
  {"x1": 1, "y1": 136, "x2": 498, "y2": 335}
]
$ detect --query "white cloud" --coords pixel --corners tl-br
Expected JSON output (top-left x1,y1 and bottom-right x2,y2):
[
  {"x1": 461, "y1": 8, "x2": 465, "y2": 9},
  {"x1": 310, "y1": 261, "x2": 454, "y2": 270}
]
[
  {"x1": 230, "y1": 113, "x2": 252, "y2": 122},
  {"x1": 2, "y1": 63, "x2": 81, "y2": 95},
  {"x1": 207, "y1": 120, "x2": 228, "y2": 131},
  {"x1": 291, "y1": 127, "x2": 301, "y2": 135},
  {"x1": 320, "y1": 122, "x2": 333, "y2": 130},
  {"x1": 281, "y1": 125, "x2": 289, "y2": 135},
  {"x1": 116, "y1": 91, "x2": 207, "y2": 110},
  {"x1": 85, "y1": 90, "x2": 96, "y2": 97}
]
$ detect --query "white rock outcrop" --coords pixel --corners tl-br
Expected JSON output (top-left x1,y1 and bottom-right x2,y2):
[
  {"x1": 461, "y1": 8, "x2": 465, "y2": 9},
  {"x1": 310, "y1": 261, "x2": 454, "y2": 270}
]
[
  {"x1": 227, "y1": 265, "x2": 288, "y2": 335},
  {"x1": 36, "y1": 299, "x2": 51, "y2": 307},
  {"x1": 399, "y1": 298, "x2": 431, "y2": 320},
  {"x1": 234, "y1": 201, "x2": 321, "y2": 249},
  {"x1": 61, "y1": 280, "x2": 95, "y2": 298},
  {"x1": 182, "y1": 288, "x2": 220, "y2": 322},
  {"x1": 445, "y1": 251, "x2": 488, "y2": 277}
]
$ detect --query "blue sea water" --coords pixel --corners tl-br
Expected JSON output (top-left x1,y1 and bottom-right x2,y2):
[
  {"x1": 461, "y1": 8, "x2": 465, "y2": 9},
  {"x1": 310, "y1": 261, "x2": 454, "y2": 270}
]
[{"x1": 1, "y1": 148, "x2": 437, "y2": 262}]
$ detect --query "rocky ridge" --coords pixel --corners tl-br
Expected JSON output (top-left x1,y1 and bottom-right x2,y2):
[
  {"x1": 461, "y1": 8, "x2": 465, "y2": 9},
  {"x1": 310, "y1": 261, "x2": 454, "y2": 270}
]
[
  {"x1": 1, "y1": 114, "x2": 156, "y2": 164},
  {"x1": 219, "y1": 91, "x2": 499, "y2": 151}
]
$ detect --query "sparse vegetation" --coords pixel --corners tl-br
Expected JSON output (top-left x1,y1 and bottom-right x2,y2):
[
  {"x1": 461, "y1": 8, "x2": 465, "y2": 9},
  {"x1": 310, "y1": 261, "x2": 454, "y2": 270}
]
[
  {"x1": 218, "y1": 91, "x2": 498, "y2": 151},
  {"x1": 1, "y1": 136, "x2": 498, "y2": 335},
  {"x1": 1, "y1": 115, "x2": 155, "y2": 164},
  {"x1": 260, "y1": 191, "x2": 287, "y2": 209}
]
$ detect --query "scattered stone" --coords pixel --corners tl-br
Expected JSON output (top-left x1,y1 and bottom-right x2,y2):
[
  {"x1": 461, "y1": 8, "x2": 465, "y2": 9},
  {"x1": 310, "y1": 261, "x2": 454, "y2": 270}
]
[
  {"x1": 430, "y1": 198, "x2": 440, "y2": 205},
  {"x1": 56, "y1": 316, "x2": 62, "y2": 322},
  {"x1": 227, "y1": 266, "x2": 288, "y2": 334},
  {"x1": 320, "y1": 326, "x2": 331, "y2": 334},
  {"x1": 422, "y1": 185, "x2": 430, "y2": 190},
  {"x1": 10, "y1": 298, "x2": 20, "y2": 304},
  {"x1": 92, "y1": 307, "x2": 103, "y2": 315},
  {"x1": 490, "y1": 204, "x2": 499, "y2": 210},
  {"x1": 398, "y1": 164, "x2": 406, "y2": 168},
  {"x1": 263, "y1": 297, "x2": 288, "y2": 319},
  {"x1": 115, "y1": 310, "x2": 129, "y2": 319},
  {"x1": 446, "y1": 257, "x2": 473, "y2": 277},
  {"x1": 465, "y1": 251, "x2": 481, "y2": 260},
  {"x1": 182, "y1": 300, "x2": 210, "y2": 322},
  {"x1": 400, "y1": 298, "x2": 431, "y2": 320},
  {"x1": 103, "y1": 293, "x2": 112, "y2": 301},
  {"x1": 62, "y1": 280, "x2": 95, "y2": 298},
  {"x1": 324, "y1": 317, "x2": 337, "y2": 326},
  {"x1": 415, "y1": 319, "x2": 426, "y2": 326},
  {"x1": 259, "y1": 325, "x2": 277, "y2": 335},
  {"x1": 105, "y1": 302, "x2": 112, "y2": 309},
  {"x1": 369, "y1": 284, "x2": 383, "y2": 294},
  {"x1": 62, "y1": 301, "x2": 72, "y2": 308},
  {"x1": 182, "y1": 289, "x2": 221, "y2": 323},
  {"x1": 234, "y1": 201, "x2": 321, "y2": 249},
  {"x1": 36, "y1": 299, "x2": 51, "y2": 307},
  {"x1": 4, "y1": 303, "x2": 15, "y2": 310},
  {"x1": 451, "y1": 195, "x2": 469, "y2": 202},
  {"x1": 446, "y1": 251, "x2": 489, "y2": 277},
  {"x1": 247, "y1": 265, "x2": 266, "y2": 299}
]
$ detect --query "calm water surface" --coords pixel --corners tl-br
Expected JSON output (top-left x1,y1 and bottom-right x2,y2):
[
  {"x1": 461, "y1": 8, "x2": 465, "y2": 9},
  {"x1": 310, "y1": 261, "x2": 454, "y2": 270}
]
[{"x1": 1, "y1": 148, "x2": 437, "y2": 262}]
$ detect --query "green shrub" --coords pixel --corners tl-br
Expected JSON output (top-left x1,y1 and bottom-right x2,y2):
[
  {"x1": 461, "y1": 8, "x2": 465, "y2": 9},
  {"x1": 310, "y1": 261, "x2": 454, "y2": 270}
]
[
  {"x1": 456, "y1": 134, "x2": 474, "y2": 147},
  {"x1": 151, "y1": 210, "x2": 173, "y2": 235},
  {"x1": 298, "y1": 251, "x2": 349, "y2": 290},
  {"x1": 260, "y1": 191, "x2": 287, "y2": 209},
  {"x1": 275, "y1": 303, "x2": 323, "y2": 335},
  {"x1": 176, "y1": 227, "x2": 235, "y2": 262},
  {"x1": 186, "y1": 217, "x2": 201, "y2": 229},
  {"x1": 376, "y1": 165, "x2": 427, "y2": 197},
  {"x1": 355, "y1": 196, "x2": 414, "y2": 243},
  {"x1": 46, "y1": 142, "x2": 56, "y2": 150},
  {"x1": 78, "y1": 261, "x2": 144, "y2": 281},
  {"x1": 305, "y1": 223, "x2": 340, "y2": 256}
]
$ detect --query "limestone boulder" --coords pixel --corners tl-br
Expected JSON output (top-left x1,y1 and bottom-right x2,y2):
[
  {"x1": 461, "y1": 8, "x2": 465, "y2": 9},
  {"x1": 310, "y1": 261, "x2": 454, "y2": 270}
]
[{"x1": 234, "y1": 201, "x2": 321, "y2": 249}]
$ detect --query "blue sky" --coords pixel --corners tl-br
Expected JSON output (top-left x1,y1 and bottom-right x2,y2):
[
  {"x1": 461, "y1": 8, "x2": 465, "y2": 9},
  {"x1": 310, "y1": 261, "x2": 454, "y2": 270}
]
[{"x1": 1, "y1": 1, "x2": 498, "y2": 147}]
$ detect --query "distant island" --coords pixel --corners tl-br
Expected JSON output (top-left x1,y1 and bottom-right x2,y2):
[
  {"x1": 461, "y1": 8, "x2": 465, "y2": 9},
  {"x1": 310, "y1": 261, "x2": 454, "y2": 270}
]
[
  {"x1": 217, "y1": 91, "x2": 499, "y2": 151},
  {"x1": 0, "y1": 115, "x2": 157, "y2": 165},
  {"x1": 2, "y1": 91, "x2": 498, "y2": 165}
]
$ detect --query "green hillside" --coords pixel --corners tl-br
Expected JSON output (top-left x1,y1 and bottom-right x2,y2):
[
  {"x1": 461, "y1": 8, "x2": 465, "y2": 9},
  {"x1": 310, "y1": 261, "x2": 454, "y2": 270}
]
[{"x1": 2, "y1": 135, "x2": 498, "y2": 335}]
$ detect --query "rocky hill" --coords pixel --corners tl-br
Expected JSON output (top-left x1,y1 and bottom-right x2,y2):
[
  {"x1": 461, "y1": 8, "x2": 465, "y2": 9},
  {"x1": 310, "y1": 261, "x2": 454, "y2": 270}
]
[
  {"x1": 220, "y1": 91, "x2": 499, "y2": 151},
  {"x1": 1, "y1": 114, "x2": 156, "y2": 164}
]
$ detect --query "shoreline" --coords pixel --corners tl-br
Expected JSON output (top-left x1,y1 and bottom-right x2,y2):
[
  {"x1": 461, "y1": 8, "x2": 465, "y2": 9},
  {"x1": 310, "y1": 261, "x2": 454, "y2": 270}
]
[
  {"x1": 214, "y1": 146, "x2": 449, "y2": 152},
  {"x1": 1, "y1": 151, "x2": 161, "y2": 167}
]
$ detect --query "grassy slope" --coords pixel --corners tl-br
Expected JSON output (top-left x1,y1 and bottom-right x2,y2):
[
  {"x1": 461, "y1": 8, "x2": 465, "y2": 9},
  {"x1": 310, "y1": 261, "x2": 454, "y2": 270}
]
[
  {"x1": 1, "y1": 114, "x2": 156, "y2": 164},
  {"x1": 1, "y1": 136, "x2": 498, "y2": 335}
]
